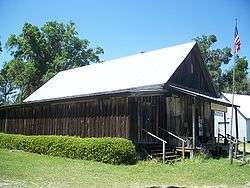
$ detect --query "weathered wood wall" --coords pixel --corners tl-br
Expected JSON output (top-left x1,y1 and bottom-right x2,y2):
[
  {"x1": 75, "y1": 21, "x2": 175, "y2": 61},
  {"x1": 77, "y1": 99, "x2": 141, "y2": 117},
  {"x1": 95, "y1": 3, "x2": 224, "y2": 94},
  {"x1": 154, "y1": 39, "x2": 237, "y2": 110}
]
[
  {"x1": 0, "y1": 92, "x2": 215, "y2": 146},
  {"x1": 0, "y1": 96, "x2": 130, "y2": 138},
  {"x1": 128, "y1": 95, "x2": 166, "y2": 143},
  {"x1": 164, "y1": 94, "x2": 213, "y2": 146},
  {"x1": 169, "y1": 52, "x2": 217, "y2": 97}
]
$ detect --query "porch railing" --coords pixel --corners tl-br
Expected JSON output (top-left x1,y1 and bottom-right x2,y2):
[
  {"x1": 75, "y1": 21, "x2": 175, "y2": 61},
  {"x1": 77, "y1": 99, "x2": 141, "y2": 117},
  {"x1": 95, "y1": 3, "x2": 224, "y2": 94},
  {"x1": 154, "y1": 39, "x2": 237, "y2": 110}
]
[
  {"x1": 226, "y1": 134, "x2": 242, "y2": 144},
  {"x1": 218, "y1": 133, "x2": 247, "y2": 163},
  {"x1": 141, "y1": 128, "x2": 167, "y2": 163},
  {"x1": 159, "y1": 127, "x2": 187, "y2": 159},
  {"x1": 217, "y1": 133, "x2": 228, "y2": 144}
]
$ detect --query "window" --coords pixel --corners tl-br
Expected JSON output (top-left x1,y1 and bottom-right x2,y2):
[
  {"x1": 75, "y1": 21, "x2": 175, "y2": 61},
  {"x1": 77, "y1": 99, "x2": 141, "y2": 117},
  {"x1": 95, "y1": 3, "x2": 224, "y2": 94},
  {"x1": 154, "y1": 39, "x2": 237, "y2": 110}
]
[{"x1": 190, "y1": 63, "x2": 194, "y2": 74}]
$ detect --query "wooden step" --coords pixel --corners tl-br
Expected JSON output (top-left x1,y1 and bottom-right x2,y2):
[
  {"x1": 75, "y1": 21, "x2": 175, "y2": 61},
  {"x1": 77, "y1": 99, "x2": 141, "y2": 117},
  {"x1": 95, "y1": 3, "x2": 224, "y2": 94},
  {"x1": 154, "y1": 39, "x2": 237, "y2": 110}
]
[
  {"x1": 150, "y1": 152, "x2": 175, "y2": 156},
  {"x1": 175, "y1": 147, "x2": 193, "y2": 153},
  {"x1": 144, "y1": 144, "x2": 182, "y2": 162},
  {"x1": 164, "y1": 155, "x2": 180, "y2": 159},
  {"x1": 149, "y1": 149, "x2": 167, "y2": 153},
  {"x1": 150, "y1": 154, "x2": 181, "y2": 161},
  {"x1": 165, "y1": 157, "x2": 182, "y2": 163}
]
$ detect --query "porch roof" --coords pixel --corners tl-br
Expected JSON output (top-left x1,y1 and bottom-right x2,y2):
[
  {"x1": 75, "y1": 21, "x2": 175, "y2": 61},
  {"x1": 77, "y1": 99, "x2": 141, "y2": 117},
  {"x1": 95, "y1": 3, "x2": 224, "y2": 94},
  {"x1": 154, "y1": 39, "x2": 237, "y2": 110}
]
[{"x1": 169, "y1": 85, "x2": 232, "y2": 107}]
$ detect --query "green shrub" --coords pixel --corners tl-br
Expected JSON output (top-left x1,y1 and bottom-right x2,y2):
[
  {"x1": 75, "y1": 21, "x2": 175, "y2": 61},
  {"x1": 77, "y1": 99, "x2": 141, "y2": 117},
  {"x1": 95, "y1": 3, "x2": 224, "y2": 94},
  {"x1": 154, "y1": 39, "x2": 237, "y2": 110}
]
[{"x1": 0, "y1": 133, "x2": 137, "y2": 165}]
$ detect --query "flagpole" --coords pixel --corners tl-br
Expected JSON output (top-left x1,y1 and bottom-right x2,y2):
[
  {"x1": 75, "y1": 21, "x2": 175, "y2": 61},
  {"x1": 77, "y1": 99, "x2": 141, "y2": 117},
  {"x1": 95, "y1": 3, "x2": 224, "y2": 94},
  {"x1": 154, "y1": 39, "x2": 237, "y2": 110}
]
[
  {"x1": 229, "y1": 50, "x2": 235, "y2": 164},
  {"x1": 229, "y1": 18, "x2": 237, "y2": 164}
]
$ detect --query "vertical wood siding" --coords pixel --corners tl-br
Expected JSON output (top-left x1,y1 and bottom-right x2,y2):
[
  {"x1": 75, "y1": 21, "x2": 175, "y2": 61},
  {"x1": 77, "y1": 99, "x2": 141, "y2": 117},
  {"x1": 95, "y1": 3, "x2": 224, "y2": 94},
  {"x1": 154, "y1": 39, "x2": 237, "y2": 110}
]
[
  {"x1": 0, "y1": 93, "x2": 214, "y2": 146},
  {"x1": 0, "y1": 97, "x2": 129, "y2": 138},
  {"x1": 128, "y1": 95, "x2": 166, "y2": 143}
]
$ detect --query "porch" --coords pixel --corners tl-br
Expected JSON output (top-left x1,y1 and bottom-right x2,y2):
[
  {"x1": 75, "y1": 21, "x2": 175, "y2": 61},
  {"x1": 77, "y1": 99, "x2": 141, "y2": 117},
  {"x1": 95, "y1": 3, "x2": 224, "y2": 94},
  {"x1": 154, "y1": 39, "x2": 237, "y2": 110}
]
[{"x1": 135, "y1": 85, "x2": 235, "y2": 160}]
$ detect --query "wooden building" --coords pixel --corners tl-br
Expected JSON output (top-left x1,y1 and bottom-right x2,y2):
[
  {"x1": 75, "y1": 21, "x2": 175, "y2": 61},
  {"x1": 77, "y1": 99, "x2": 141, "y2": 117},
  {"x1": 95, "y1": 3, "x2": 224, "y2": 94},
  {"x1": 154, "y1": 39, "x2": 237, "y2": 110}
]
[{"x1": 0, "y1": 42, "x2": 232, "y2": 157}]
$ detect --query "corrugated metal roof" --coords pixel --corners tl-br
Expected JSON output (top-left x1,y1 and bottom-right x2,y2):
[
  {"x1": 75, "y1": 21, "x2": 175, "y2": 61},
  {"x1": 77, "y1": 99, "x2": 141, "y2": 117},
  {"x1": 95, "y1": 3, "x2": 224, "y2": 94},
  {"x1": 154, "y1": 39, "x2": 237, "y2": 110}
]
[
  {"x1": 24, "y1": 41, "x2": 196, "y2": 102},
  {"x1": 223, "y1": 93, "x2": 250, "y2": 119}
]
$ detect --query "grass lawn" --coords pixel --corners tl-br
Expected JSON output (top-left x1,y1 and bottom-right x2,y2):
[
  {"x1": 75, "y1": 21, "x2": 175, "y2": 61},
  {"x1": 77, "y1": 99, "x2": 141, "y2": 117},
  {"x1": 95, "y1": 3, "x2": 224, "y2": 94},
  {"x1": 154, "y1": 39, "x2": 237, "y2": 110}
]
[{"x1": 0, "y1": 149, "x2": 250, "y2": 188}]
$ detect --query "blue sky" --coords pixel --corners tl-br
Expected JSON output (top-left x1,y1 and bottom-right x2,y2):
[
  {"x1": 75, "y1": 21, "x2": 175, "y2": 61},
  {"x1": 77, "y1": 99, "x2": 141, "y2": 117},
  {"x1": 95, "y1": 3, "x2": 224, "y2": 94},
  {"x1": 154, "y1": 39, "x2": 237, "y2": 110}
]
[{"x1": 0, "y1": 0, "x2": 250, "y2": 72}]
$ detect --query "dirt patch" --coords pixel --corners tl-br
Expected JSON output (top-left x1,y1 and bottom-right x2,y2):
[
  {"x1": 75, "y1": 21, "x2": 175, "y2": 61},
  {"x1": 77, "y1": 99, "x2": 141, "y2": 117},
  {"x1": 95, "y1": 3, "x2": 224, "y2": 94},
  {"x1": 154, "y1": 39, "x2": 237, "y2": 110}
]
[{"x1": 0, "y1": 179, "x2": 40, "y2": 187}]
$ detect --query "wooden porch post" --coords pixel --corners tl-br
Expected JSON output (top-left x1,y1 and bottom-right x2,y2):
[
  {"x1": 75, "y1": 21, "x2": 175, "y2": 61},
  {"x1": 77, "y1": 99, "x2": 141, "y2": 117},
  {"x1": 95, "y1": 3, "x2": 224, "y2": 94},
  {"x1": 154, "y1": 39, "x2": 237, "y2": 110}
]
[
  {"x1": 224, "y1": 112, "x2": 227, "y2": 138},
  {"x1": 235, "y1": 107, "x2": 239, "y2": 154},
  {"x1": 162, "y1": 142, "x2": 166, "y2": 163},
  {"x1": 137, "y1": 98, "x2": 141, "y2": 142},
  {"x1": 243, "y1": 137, "x2": 246, "y2": 163},
  {"x1": 235, "y1": 107, "x2": 239, "y2": 140},
  {"x1": 191, "y1": 98, "x2": 196, "y2": 159}
]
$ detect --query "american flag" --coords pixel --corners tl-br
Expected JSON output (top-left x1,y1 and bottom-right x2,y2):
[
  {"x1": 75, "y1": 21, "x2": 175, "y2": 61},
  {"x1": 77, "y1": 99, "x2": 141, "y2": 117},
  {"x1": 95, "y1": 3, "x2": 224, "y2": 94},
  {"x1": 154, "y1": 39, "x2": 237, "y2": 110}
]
[{"x1": 234, "y1": 24, "x2": 240, "y2": 54}]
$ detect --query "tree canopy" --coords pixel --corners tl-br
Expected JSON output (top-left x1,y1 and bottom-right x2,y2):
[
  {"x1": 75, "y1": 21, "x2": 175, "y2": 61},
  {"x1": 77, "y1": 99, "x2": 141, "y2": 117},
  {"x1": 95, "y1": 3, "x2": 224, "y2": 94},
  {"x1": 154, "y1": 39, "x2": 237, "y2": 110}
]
[
  {"x1": 0, "y1": 63, "x2": 16, "y2": 105},
  {"x1": 194, "y1": 35, "x2": 248, "y2": 94},
  {"x1": 248, "y1": 79, "x2": 250, "y2": 94},
  {"x1": 1, "y1": 21, "x2": 103, "y2": 103},
  {"x1": 222, "y1": 57, "x2": 248, "y2": 94}
]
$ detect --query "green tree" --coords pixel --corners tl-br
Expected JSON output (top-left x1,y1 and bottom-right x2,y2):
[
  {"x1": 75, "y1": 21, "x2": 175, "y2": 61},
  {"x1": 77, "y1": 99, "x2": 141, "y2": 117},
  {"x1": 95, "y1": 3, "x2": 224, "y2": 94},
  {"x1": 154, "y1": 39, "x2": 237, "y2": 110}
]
[
  {"x1": 194, "y1": 35, "x2": 232, "y2": 92},
  {"x1": 0, "y1": 63, "x2": 16, "y2": 105},
  {"x1": 247, "y1": 78, "x2": 250, "y2": 94},
  {"x1": 0, "y1": 41, "x2": 16, "y2": 105},
  {"x1": 222, "y1": 57, "x2": 248, "y2": 94},
  {"x1": 4, "y1": 21, "x2": 103, "y2": 102},
  {"x1": 194, "y1": 35, "x2": 248, "y2": 94}
]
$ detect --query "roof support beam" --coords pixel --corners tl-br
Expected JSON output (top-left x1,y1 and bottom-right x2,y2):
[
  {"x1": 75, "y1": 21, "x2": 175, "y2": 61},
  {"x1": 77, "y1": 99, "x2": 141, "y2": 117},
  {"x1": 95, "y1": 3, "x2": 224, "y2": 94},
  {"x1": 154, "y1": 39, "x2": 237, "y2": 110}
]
[
  {"x1": 235, "y1": 107, "x2": 239, "y2": 140},
  {"x1": 224, "y1": 112, "x2": 227, "y2": 139},
  {"x1": 191, "y1": 97, "x2": 196, "y2": 159}
]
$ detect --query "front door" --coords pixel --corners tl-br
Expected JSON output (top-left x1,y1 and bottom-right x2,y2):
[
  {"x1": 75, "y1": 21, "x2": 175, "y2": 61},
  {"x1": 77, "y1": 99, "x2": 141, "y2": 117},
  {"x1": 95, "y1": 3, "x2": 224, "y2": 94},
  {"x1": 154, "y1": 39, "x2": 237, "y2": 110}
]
[{"x1": 137, "y1": 97, "x2": 158, "y2": 143}]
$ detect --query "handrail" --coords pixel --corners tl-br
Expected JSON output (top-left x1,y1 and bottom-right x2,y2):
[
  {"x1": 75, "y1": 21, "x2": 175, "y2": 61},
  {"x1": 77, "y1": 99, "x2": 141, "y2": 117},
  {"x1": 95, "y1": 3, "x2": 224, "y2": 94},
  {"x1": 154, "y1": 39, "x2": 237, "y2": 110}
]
[
  {"x1": 226, "y1": 133, "x2": 241, "y2": 144},
  {"x1": 218, "y1": 133, "x2": 227, "y2": 143},
  {"x1": 217, "y1": 133, "x2": 230, "y2": 145},
  {"x1": 217, "y1": 133, "x2": 240, "y2": 146},
  {"x1": 159, "y1": 127, "x2": 186, "y2": 159},
  {"x1": 226, "y1": 133, "x2": 244, "y2": 161},
  {"x1": 141, "y1": 129, "x2": 167, "y2": 143},
  {"x1": 218, "y1": 133, "x2": 226, "y2": 138},
  {"x1": 141, "y1": 129, "x2": 167, "y2": 162},
  {"x1": 159, "y1": 127, "x2": 187, "y2": 143}
]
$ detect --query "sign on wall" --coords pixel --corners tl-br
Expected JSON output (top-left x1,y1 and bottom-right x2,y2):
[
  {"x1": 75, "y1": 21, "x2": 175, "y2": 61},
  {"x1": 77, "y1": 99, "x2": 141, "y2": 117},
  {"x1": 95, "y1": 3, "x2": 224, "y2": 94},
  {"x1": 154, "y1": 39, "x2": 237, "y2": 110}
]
[{"x1": 211, "y1": 103, "x2": 227, "y2": 112}]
